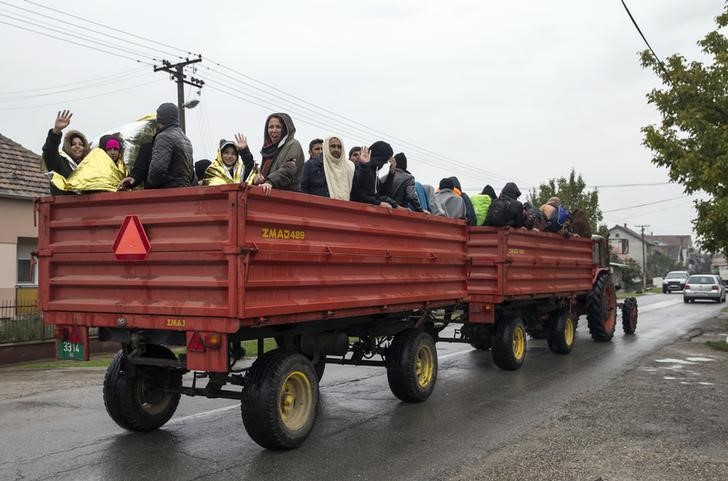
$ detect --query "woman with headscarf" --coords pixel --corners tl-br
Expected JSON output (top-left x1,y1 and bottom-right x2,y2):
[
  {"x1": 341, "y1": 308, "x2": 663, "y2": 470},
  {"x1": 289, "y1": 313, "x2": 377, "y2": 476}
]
[
  {"x1": 251, "y1": 113, "x2": 305, "y2": 194},
  {"x1": 41, "y1": 109, "x2": 91, "y2": 195},
  {"x1": 302, "y1": 135, "x2": 354, "y2": 200},
  {"x1": 202, "y1": 133, "x2": 255, "y2": 186},
  {"x1": 53, "y1": 133, "x2": 128, "y2": 193}
]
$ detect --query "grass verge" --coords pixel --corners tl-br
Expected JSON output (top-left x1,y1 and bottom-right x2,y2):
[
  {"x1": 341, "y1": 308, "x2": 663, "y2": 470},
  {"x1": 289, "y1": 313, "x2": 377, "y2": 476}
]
[{"x1": 706, "y1": 340, "x2": 728, "y2": 352}]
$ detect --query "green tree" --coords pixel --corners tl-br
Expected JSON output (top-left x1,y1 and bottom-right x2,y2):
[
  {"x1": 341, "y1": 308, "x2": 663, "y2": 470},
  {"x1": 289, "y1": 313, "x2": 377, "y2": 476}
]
[
  {"x1": 641, "y1": 6, "x2": 728, "y2": 255},
  {"x1": 646, "y1": 250, "x2": 681, "y2": 278},
  {"x1": 529, "y1": 168, "x2": 604, "y2": 232}
]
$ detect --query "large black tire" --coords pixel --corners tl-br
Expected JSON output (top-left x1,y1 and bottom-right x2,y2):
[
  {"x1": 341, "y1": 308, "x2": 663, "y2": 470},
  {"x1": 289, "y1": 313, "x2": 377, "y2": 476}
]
[
  {"x1": 386, "y1": 329, "x2": 438, "y2": 403},
  {"x1": 491, "y1": 317, "x2": 527, "y2": 370},
  {"x1": 241, "y1": 350, "x2": 318, "y2": 450},
  {"x1": 622, "y1": 297, "x2": 638, "y2": 335},
  {"x1": 586, "y1": 273, "x2": 617, "y2": 342},
  {"x1": 103, "y1": 346, "x2": 182, "y2": 432},
  {"x1": 547, "y1": 309, "x2": 576, "y2": 355}
]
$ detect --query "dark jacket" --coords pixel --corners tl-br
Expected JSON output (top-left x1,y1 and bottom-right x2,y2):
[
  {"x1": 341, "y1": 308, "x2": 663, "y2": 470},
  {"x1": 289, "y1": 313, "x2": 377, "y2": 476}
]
[
  {"x1": 41, "y1": 129, "x2": 89, "y2": 195},
  {"x1": 350, "y1": 163, "x2": 397, "y2": 206},
  {"x1": 383, "y1": 168, "x2": 423, "y2": 211},
  {"x1": 147, "y1": 125, "x2": 194, "y2": 188},
  {"x1": 449, "y1": 177, "x2": 477, "y2": 225},
  {"x1": 301, "y1": 155, "x2": 329, "y2": 197},
  {"x1": 129, "y1": 142, "x2": 153, "y2": 186},
  {"x1": 500, "y1": 182, "x2": 524, "y2": 228},
  {"x1": 260, "y1": 113, "x2": 305, "y2": 191}
]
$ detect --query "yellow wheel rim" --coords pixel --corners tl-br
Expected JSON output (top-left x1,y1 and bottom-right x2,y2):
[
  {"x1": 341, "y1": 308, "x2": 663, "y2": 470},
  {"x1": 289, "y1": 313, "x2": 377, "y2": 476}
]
[
  {"x1": 513, "y1": 325, "x2": 526, "y2": 360},
  {"x1": 278, "y1": 370, "x2": 313, "y2": 432},
  {"x1": 415, "y1": 344, "x2": 435, "y2": 388},
  {"x1": 564, "y1": 316, "x2": 575, "y2": 347}
]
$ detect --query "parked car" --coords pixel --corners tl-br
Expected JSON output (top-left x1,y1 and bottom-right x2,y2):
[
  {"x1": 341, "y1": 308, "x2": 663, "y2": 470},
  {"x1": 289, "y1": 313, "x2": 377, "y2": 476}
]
[
  {"x1": 662, "y1": 270, "x2": 689, "y2": 293},
  {"x1": 683, "y1": 274, "x2": 726, "y2": 303}
]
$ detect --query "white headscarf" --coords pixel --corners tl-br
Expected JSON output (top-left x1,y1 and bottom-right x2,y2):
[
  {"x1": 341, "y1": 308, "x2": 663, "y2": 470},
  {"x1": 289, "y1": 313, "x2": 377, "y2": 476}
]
[{"x1": 323, "y1": 135, "x2": 354, "y2": 200}]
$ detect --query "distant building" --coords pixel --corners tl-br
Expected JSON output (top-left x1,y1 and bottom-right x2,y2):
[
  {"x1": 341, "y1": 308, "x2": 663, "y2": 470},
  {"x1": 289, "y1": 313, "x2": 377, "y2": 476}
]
[
  {"x1": 608, "y1": 224, "x2": 656, "y2": 268},
  {"x1": 0, "y1": 133, "x2": 48, "y2": 305},
  {"x1": 645, "y1": 234, "x2": 692, "y2": 267}
]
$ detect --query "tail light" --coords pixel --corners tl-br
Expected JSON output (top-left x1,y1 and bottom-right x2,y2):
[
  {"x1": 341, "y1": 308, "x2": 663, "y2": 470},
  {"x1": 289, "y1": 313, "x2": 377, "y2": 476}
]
[
  {"x1": 204, "y1": 334, "x2": 222, "y2": 350},
  {"x1": 712, "y1": 285, "x2": 719, "y2": 291},
  {"x1": 684, "y1": 284, "x2": 690, "y2": 290}
]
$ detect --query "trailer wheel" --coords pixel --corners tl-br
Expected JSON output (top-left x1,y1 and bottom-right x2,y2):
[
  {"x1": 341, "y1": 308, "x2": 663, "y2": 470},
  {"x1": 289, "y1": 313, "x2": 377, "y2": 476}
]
[
  {"x1": 241, "y1": 350, "x2": 318, "y2": 450},
  {"x1": 386, "y1": 329, "x2": 437, "y2": 403},
  {"x1": 547, "y1": 309, "x2": 576, "y2": 355},
  {"x1": 587, "y1": 273, "x2": 617, "y2": 342},
  {"x1": 491, "y1": 318, "x2": 527, "y2": 370},
  {"x1": 103, "y1": 346, "x2": 182, "y2": 432},
  {"x1": 622, "y1": 297, "x2": 638, "y2": 335}
]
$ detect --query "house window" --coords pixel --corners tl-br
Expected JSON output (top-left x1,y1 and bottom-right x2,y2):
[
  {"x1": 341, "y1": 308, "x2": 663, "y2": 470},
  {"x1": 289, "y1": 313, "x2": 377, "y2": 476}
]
[
  {"x1": 16, "y1": 237, "x2": 37, "y2": 285},
  {"x1": 17, "y1": 259, "x2": 34, "y2": 283}
]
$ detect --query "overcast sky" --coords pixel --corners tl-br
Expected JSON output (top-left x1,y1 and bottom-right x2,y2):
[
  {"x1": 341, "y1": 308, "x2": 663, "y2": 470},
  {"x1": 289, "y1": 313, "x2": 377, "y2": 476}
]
[{"x1": 0, "y1": 0, "x2": 724, "y2": 241}]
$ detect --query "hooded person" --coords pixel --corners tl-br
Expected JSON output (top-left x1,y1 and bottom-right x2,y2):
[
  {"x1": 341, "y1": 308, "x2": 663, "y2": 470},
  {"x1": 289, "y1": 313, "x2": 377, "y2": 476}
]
[
  {"x1": 471, "y1": 184, "x2": 497, "y2": 226},
  {"x1": 52, "y1": 133, "x2": 128, "y2": 193},
  {"x1": 302, "y1": 135, "x2": 354, "y2": 200},
  {"x1": 202, "y1": 135, "x2": 255, "y2": 186},
  {"x1": 41, "y1": 110, "x2": 91, "y2": 195},
  {"x1": 435, "y1": 177, "x2": 466, "y2": 219},
  {"x1": 251, "y1": 113, "x2": 305, "y2": 194},
  {"x1": 485, "y1": 182, "x2": 524, "y2": 228},
  {"x1": 380, "y1": 152, "x2": 423, "y2": 211},
  {"x1": 146, "y1": 102, "x2": 194, "y2": 189},
  {"x1": 448, "y1": 176, "x2": 477, "y2": 225},
  {"x1": 350, "y1": 140, "x2": 398, "y2": 207}
]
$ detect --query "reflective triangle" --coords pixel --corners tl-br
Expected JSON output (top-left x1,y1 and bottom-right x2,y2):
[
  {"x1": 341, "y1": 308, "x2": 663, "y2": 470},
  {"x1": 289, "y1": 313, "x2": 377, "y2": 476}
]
[{"x1": 113, "y1": 215, "x2": 151, "y2": 261}]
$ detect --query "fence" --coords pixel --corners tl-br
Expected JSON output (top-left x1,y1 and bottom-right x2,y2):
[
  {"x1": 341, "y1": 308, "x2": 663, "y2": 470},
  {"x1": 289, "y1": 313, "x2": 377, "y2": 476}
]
[{"x1": 0, "y1": 300, "x2": 53, "y2": 344}]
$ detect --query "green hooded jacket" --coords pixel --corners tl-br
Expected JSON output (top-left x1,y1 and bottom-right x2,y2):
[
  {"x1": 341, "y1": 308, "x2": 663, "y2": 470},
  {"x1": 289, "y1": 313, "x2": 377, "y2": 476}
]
[
  {"x1": 261, "y1": 113, "x2": 305, "y2": 191},
  {"x1": 471, "y1": 194, "x2": 493, "y2": 226}
]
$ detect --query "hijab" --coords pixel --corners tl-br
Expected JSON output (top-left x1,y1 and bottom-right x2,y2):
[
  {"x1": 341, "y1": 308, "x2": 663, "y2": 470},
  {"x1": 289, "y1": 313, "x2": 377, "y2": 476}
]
[{"x1": 322, "y1": 135, "x2": 354, "y2": 201}]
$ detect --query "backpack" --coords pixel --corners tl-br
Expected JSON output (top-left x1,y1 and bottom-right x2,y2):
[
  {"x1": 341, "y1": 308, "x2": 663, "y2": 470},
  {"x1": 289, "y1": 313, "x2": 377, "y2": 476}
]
[
  {"x1": 544, "y1": 204, "x2": 571, "y2": 232},
  {"x1": 484, "y1": 197, "x2": 512, "y2": 227}
]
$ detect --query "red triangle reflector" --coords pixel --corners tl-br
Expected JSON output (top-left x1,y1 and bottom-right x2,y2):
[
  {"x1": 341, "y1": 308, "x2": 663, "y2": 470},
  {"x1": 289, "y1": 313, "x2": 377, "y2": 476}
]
[
  {"x1": 113, "y1": 215, "x2": 151, "y2": 261},
  {"x1": 188, "y1": 332, "x2": 205, "y2": 352}
]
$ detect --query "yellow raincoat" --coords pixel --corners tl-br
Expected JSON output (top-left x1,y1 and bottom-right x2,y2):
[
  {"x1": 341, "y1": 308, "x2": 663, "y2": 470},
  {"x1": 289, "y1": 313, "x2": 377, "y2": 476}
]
[
  {"x1": 202, "y1": 148, "x2": 243, "y2": 186},
  {"x1": 52, "y1": 148, "x2": 128, "y2": 192}
]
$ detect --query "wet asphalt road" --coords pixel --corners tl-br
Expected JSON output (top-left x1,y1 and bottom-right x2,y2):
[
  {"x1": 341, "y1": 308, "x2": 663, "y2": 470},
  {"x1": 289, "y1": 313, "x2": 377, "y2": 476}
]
[{"x1": 0, "y1": 293, "x2": 722, "y2": 481}]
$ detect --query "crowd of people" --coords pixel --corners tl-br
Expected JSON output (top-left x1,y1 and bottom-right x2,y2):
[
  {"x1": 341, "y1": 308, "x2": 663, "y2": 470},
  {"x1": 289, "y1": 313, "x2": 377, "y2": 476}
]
[{"x1": 41, "y1": 104, "x2": 588, "y2": 235}]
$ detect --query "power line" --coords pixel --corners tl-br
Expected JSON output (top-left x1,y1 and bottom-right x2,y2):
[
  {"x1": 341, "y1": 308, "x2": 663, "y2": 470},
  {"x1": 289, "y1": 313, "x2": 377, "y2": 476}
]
[
  {"x1": 619, "y1": 0, "x2": 673, "y2": 82},
  {"x1": 22, "y1": 0, "x2": 195, "y2": 57},
  {"x1": 602, "y1": 195, "x2": 687, "y2": 213},
  {"x1": 0, "y1": 1, "x2": 178, "y2": 60},
  {"x1": 0, "y1": 80, "x2": 163, "y2": 111},
  {"x1": 0, "y1": 71, "x2": 149, "y2": 101},
  {"x1": 0, "y1": 19, "x2": 153, "y2": 65},
  {"x1": 0, "y1": 67, "x2": 146, "y2": 95}
]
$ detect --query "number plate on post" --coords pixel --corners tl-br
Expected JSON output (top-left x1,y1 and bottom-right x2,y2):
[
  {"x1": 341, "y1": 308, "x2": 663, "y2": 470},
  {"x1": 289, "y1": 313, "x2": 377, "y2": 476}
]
[
  {"x1": 58, "y1": 341, "x2": 85, "y2": 360},
  {"x1": 55, "y1": 325, "x2": 89, "y2": 361}
]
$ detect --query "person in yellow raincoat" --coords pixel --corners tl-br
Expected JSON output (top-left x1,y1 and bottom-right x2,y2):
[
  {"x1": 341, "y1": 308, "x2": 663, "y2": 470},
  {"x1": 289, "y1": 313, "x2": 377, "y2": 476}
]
[
  {"x1": 41, "y1": 110, "x2": 91, "y2": 195},
  {"x1": 54, "y1": 133, "x2": 128, "y2": 193},
  {"x1": 201, "y1": 133, "x2": 254, "y2": 186}
]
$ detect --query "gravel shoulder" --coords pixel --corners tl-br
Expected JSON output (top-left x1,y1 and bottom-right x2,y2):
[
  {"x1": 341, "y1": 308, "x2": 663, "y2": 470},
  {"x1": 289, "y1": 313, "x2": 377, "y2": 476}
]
[{"x1": 447, "y1": 313, "x2": 728, "y2": 481}]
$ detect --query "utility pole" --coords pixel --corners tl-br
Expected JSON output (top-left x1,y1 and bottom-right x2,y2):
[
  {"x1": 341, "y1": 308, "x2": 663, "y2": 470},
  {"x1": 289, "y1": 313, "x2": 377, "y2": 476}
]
[
  {"x1": 153, "y1": 56, "x2": 205, "y2": 133},
  {"x1": 636, "y1": 224, "x2": 650, "y2": 291}
]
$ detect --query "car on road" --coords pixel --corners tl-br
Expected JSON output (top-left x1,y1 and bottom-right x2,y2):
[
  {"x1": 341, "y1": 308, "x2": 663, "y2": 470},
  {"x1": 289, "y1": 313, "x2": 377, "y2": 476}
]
[
  {"x1": 683, "y1": 274, "x2": 726, "y2": 303},
  {"x1": 662, "y1": 270, "x2": 689, "y2": 293}
]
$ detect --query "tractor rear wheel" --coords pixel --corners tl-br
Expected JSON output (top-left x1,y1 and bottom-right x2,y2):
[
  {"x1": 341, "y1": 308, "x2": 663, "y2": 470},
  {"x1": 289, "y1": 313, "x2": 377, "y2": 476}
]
[{"x1": 587, "y1": 273, "x2": 617, "y2": 342}]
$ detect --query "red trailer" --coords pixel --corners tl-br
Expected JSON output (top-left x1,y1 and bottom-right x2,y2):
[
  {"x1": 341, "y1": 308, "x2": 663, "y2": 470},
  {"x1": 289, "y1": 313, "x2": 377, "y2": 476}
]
[{"x1": 36, "y1": 184, "x2": 635, "y2": 449}]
